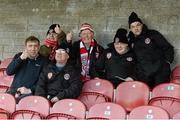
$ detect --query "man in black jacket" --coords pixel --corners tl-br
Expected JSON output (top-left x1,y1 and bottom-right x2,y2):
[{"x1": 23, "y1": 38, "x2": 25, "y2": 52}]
[
  {"x1": 128, "y1": 12, "x2": 174, "y2": 88},
  {"x1": 35, "y1": 46, "x2": 82, "y2": 103},
  {"x1": 6, "y1": 36, "x2": 48, "y2": 99},
  {"x1": 95, "y1": 28, "x2": 136, "y2": 88}
]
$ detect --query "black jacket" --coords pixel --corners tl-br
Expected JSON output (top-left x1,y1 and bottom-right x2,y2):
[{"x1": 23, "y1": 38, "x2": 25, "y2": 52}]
[
  {"x1": 128, "y1": 25, "x2": 174, "y2": 76},
  {"x1": 35, "y1": 62, "x2": 82, "y2": 100},
  {"x1": 71, "y1": 40, "x2": 104, "y2": 79},
  {"x1": 95, "y1": 45, "x2": 136, "y2": 86},
  {"x1": 6, "y1": 53, "x2": 48, "y2": 94}
]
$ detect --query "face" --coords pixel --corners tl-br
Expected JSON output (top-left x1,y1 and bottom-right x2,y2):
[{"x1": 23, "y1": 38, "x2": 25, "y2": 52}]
[
  {"x1": 114, "y1": 42, "x2": 128, "y2": 54},
  {"x1": 130, "y1": 21, "x2": 143, "y2": 37},
  {"x1": 80, "y1": 29, "x2": 93, "y2": 44},
  {"x1": 55, "y1": 49, "x2": 69, "y2": 64},
  {"x1": 25, "y1": 41, "x2": 40, "y2": 58},
  {"x1": 47, "y1": 30, "x2": 58, "y2": 41}
]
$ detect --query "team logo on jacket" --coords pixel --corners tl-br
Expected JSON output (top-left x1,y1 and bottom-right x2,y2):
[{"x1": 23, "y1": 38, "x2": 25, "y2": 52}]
[
  {"x1": 145, "y1": 38, "x2": 151, "y2": 44},
  {"x1": 47, "y1": 72, "x2": 53, "y2": 79},
  {"x1": 106, "y1": 52, "x2": 112, "y2": 59},
  {"x1": 64, "y1": 73, "x2": 70, "y2": 80},
  {"x1": 126, "y1": 57, "x2": 133, "y2": 62},
  {"x1": 95, "y1": 52, "x2": 99, "y2": 58}
]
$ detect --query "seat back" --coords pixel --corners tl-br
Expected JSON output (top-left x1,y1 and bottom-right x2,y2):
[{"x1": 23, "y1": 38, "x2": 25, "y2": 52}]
[
  {"x1": 149, "y1": 97, "x2": 180, "y2": 118},
  {"x1": 170, "y1": 78, "x2": 180, "y2": 85},
  {"x1": 171, "y1": 66, "x2": 180, "y2": 79},
  {"x1": 115, "y1": 81, "x2": 150, "y2": 112},
  {"x1": 88, "y1": 102, "x2": 126, "y2": 119},
  {"x1": 0, "y1": 108, "x2": 10, "y2": 120},
  {"x1": 0, "y1": 85, "x2": 9, "y2": 93},
  {"x1": 47, "y1": 113, "x2": 76, "y2": 120},
  {"x1": 0, "y1": 93, "x2": 16, "y2": 113},
  {"x1": 50, "y1": 99, "x2": 86, "y2": 119},
  {"x1": 78, "y1": 92, "x2": 109, "y2": 110},
  {"x1": 151, "y1": 83, "x2": 180, "y2": 99},
  {"x1": 173, "y1": 111, "x2": 180, "y2": 119},
  {"x1": 82, "y1": 78, "x2": 114, "y2": 101},
  {"x1": 17, "y1": 96, "x2": 50, "y2": 116},
  {"x1": 129, "y1": 105, "x2": 169, "y2": 119},
  {"x1": 0, "y1": 58, "x2": 12, "y2": 77}
]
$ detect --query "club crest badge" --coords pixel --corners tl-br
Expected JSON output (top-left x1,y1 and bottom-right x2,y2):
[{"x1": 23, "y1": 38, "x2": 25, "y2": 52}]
[
  {"x1": 47, "y1": 72, "x2": 53, "y2": 79},
  {"x1": 106, "y1": 52, "x2": 112, "y2": 59},
  {"x1": 126, "y1": 57, "x2": 133, "y2": 62},
  {"x1": 64, "y1": 73, "x2": 70, "y2": 80},
  {"x1": 145, "y1": 38, "x2": 151, "y2": 44}
]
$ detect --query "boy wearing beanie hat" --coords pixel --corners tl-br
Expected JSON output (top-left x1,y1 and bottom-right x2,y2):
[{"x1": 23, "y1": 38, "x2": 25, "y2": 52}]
[
  {"x1": 35, "y1": 45, "x2": 82, "y2": 103},
  {"x1": 39, "y1": 24, "x2": 73, "y2": 61},
  {"x1": 94, "y1": 28, "x2": 136, "y2": 88},
  {"x1": 128, "y1": 12, "x2": 174, "y2": 88},
  {"x1": 71, "y1": 23, "x2": 104, "y2": 82}
]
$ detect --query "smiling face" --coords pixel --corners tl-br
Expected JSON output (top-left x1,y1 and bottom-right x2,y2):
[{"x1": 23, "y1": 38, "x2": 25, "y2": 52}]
[
  {"x1": 114, "y1": 41, "x2": 128, "y2": 54},
  {"x1": 55, "y1": 49, "x2": 69, "y2": 64},
  {"x1": 130, "y1": 21, "x2": 143, "y2": 37},
  {"x1": 25, "y1": 41, "x2": 40, "y2": 59},
  {"x1": 80, "y1": 29, "x2": 94, "y2": 44}
]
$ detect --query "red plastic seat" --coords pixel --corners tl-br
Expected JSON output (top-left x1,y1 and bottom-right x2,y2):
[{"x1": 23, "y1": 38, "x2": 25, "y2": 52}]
[
  {"x1": 149, "y1": 97, "x2": 180, "y2": 118},
  {"x1": 171, "y1": 66, "x2": 180, "y2": 79},
  {"x1": 47, "y1": 113, "x2": 76, "y2": 120},
  {"x1": 170, "y1": 78, "x2": 180, "y2": 85},
  {"x1": 173, "y1": 111, "x2": 180, "y2": 119},
  {"x1": 0, "y1": 93, "x2": 16, "y2": 113},
  {"x1": 87, "y1": 102, "x2": 126, "y2": 119},
  {"x1": 49, "y1": 99, "x2": 86, "y2": 119},
  {"x1": 0, "y1": 58, "x2": 12, "y2": 77},
  {"x1": 0, "y1": 85, "x2": 9, "y2": 93},
  {"x1": 82, "y1": 78, "x2": 114, "y2": 101},
  {"x1": 0, "y1": 108, "x2": 10, "y2": 120},
  {"x1": 151, "y1": 83, "x2": 180, "y2": 99},
  {"x1": 78, "y1": 92, "x2": 109, "y2": 110},
  {"x1": 11, "y1": 96, "x2": 50, "y2": 119},
  {"x1": 115, "y1": 81, "x2": 150, "y2": 112},
  {"x1": 129, "y1": 105, "x2": 169, "y2": 119}
]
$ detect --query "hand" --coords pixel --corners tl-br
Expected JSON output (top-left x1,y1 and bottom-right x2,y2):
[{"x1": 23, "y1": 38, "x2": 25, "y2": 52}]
[
  {"x1": 20, "y1": 50, "x2": 28, "y2": 60},
  {"x1": 17, "y1": 87, "x2": 32, "y2": 95},
  {"x1": 66, "y1": 32, "x2": 73, "y2": 43},
  {"x1": 54, "y1": 25, "x2": 62, "y2": 34},
  {"x1": 51, "y1": 96, "x2": 59, "y2": 103},
  {"x1": 125, "y1": 77, "x2": 134, "y2": 81}
]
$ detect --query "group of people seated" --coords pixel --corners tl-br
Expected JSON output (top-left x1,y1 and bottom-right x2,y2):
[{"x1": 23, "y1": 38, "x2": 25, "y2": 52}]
[{"x1": 5, "y1": 12, "x2": 174, "y2": 102}]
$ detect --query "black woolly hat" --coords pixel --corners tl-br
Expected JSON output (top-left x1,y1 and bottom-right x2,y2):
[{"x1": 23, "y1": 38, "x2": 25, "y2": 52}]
[
  {"x1": 128, "y1": 12, "x2": 143, "y2": 27},
  {"x1": 113, "y1": 28, "x2": 128, "y2": 44}
]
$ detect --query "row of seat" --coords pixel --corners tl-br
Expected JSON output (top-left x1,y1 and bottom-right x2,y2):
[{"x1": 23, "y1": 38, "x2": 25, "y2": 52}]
[{"x1": 1, "y1": 93, "x2": 180, "y2": 120}]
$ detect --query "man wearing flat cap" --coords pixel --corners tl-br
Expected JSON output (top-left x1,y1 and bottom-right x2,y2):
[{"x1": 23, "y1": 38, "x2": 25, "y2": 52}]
[
  {"x1": 128, "y1": 12, "x2": 174, "y2": 88},
  {"x1": 35, "y1": 45, "x2": 82, "y2": 103}
]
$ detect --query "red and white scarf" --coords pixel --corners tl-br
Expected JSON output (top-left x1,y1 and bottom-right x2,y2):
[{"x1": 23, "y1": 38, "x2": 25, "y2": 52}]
[
  {"x1": 44, "y1": 39, "x2": 58, "y2": 60},
  {"x1": 80, "y1": 39, "x2": 95, "y2": 82}
]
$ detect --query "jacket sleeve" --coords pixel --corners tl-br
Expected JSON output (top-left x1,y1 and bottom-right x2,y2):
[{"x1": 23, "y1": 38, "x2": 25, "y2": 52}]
[
  {"x1": 6, "y1": 53, "x2": 24, "y2": 75},
  {"x1": 150, "y1": 30, "x2": 174, "y2": 63},
  {"x1": 56, "y1": 68, "x2": 82, "y2": 100},
  {"x1": 35, "y1": 67, "x2": 48, "y2": 97}
]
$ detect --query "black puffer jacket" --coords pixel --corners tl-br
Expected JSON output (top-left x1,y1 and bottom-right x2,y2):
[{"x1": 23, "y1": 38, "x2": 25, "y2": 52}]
[
  {"x1": 128, "y1": 25, "x2": 174, "y2": 77},
  {"x1": 35, "y1": 62, "x2": 82, "y2": 100}
]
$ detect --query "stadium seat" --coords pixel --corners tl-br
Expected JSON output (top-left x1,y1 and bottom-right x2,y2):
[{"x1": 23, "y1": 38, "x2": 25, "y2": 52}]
[
  {"x1": 128, "y1": 105, "x2": 169, "y2": 119},
  {"x1": 11, "y1": 96, "x2": 50, "y2": 119},
  {"x1": 173, "y1": 111, "x2": 180, "y2": 119},
  {"x1": 0, "y1": 85, "x2": 9, "y2": 93},
  {"x1": 82, "y1": 78, "x2": 114, "y2": 101},
  {"x1": 115, "y1": 81, "x2": 150, "y2": 112},
  {"x1": 48, "y1": 99, "x2": 86, "y2": 119},
  {"x1": 0, "y1": 58, "x2": 12, "y2": 76},
  {"x1": 170, "y1": 78, "x2": 180, "y2": 85},
  {"x1": 149, "y1": 97, "x2": 180, "y2": 118},
  {"x1": 0, "y1": 93, "x2": 16, "y2": 113},
  {"x1": 0, "y1": 75, "x2": 14, "y2": 87},
  {"x1": 151, "y1": 83, "x2": 180, "y2": 99},
  {"x1": 171, "y1": 66, "x2": 180, "y2": 79},
  {"x1": 78, "y1": 92, "x2": 109, "y2": 110},
  {"x1": 87, "y1": 102, "x2": 126, "y2": 119},
  {"x1": 46, "y1": 113, "x2": 76, "y2": 120},
  {"x1": 0, "y1": 108, "x2": 9, "y2": 120}
]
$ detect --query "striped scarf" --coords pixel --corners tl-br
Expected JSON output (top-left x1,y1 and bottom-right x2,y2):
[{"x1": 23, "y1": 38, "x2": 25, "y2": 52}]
[
  {"x1": 44, "y1": 39, "x2": 58, "y2": 60},
  {"x1": 80, "y1": 39, "x2": 95, "y2": 82}
]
